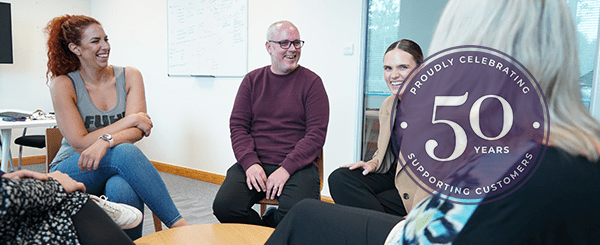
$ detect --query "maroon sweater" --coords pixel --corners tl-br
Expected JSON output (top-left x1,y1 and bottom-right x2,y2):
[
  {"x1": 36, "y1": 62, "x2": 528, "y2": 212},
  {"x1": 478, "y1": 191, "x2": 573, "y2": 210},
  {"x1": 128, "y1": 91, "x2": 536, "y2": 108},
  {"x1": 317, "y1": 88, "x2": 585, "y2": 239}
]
[{"x1": 230, "y1": 65, "x2": 329, "y2": 175}]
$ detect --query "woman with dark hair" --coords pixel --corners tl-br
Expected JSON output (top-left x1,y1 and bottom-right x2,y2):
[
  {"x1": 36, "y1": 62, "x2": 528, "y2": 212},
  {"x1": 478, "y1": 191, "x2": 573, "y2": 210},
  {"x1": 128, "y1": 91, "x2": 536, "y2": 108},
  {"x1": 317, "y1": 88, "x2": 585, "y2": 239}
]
[
  {"x1": 45, "y1": 14, "x2": 188, "y2": 239},
  {"x1": 328, "y1": 39, "x2": 426, "y2": 217}
]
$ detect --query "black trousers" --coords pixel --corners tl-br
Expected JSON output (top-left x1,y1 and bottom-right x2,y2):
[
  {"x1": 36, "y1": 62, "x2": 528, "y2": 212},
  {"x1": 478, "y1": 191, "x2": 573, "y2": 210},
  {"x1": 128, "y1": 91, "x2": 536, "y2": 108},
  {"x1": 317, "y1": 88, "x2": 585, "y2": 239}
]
[
  {"x1": 72, "y1": 199, "x2": 134, "y2": 245},
  {"x1": 265, "y1": 199, "x2": 403, "y2": 245},
  {"x1": 328, "y1": 163, "x2": 407, "y2": 216},
  {"x1": 212, "y1": 163, "x2": 320, "y2": 228}
]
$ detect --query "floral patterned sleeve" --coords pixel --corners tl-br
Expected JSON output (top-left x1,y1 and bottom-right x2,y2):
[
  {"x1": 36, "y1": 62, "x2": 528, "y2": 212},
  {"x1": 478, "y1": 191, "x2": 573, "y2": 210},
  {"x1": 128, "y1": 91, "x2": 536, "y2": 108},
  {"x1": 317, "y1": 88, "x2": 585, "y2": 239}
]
[
  {"x1": 386, "y1": 195, "x2": 481, "y2": 245},
  {"x1": 0, "y1": 177, "x2": 88, "y2": 244},
  {"x1": 1, "y1": 178, "x2": 67, "y2": 218}
]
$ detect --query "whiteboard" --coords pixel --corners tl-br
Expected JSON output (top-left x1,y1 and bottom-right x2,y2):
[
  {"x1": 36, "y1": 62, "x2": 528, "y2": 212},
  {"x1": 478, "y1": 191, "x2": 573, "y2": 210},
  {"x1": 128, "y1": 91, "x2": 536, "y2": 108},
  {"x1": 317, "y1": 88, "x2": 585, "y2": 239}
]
[{"x1": 167, "y1": 0, "x2": 247, "y2": 77}]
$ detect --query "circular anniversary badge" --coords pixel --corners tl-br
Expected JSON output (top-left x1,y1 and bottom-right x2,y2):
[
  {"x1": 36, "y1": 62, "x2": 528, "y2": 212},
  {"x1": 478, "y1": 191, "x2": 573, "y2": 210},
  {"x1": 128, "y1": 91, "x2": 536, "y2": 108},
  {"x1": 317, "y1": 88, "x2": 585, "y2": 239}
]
[{"x1": 392, "y1": 45, "x2": 550, "y2": 205}]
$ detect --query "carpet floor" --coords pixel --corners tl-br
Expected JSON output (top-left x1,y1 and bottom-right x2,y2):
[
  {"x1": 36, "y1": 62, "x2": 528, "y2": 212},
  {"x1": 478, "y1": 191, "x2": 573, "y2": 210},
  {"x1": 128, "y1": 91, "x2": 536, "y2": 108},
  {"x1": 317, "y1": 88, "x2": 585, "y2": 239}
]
[{"x1": 18, "y1": 163, "x2": 234, "y2": 237}]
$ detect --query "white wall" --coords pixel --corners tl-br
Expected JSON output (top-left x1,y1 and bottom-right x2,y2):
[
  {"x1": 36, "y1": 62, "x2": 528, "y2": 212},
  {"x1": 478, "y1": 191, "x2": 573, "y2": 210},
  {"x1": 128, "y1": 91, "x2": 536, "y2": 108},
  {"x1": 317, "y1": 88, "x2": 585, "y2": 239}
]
[
  {"x1": 0, "y1": 0, "x2": 90, "y2": 159},
  {"x1": 0, "y1": 0, "x2": 365, "y2": 196}
]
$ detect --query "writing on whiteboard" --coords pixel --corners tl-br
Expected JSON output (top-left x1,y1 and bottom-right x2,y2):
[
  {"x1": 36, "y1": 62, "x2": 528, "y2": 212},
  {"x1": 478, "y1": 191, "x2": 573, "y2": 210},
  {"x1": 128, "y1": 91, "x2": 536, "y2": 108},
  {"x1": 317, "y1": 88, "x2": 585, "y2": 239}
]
[{"x1": 167, "y1": 0, "x2": 247, "y2": 76}]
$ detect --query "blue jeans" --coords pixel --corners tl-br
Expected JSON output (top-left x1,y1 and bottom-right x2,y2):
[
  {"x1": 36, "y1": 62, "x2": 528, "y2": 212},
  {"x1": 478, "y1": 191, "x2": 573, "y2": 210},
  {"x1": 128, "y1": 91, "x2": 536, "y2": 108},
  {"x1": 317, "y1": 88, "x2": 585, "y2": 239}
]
[{"x1": 50, "y1": 143, "x2": 182, "y2": 239}]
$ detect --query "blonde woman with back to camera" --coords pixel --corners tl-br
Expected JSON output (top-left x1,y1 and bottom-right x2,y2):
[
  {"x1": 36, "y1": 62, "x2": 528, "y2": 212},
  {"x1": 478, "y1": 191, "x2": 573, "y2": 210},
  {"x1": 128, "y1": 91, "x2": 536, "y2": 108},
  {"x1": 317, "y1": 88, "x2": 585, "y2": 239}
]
[{"x1": 265, "y1": 0, "x2": 600, "y2": 244}]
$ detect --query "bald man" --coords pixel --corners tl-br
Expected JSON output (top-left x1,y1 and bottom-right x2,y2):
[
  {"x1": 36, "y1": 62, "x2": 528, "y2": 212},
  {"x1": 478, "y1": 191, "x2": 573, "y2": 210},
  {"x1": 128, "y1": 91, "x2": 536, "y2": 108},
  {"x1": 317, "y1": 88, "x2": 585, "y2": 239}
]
[{"x1": 212, "y1": 20, "x2": 329, "y2": 227}]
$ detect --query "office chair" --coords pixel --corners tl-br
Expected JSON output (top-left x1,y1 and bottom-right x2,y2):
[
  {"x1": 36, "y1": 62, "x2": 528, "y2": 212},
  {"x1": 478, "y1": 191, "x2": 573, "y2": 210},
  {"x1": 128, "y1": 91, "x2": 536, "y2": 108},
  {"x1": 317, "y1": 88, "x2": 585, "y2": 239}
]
[{"x1": 14, "y1": 128, "x2": 46, "y2": 170}]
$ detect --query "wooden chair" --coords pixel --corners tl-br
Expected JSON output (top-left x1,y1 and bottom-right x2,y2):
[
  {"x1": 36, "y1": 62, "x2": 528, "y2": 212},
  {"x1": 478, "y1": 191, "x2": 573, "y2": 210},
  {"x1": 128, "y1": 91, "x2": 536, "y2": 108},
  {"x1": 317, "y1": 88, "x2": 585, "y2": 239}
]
[
  {"x1": 258, "y1": 148, "x2": 324, "y2": 216},
  {"x1": 45, "y1": 127, "x2": 62, "y2": 173},
  {"x1": 45, "y1": 128, "x2": 164, "y2": 232}
]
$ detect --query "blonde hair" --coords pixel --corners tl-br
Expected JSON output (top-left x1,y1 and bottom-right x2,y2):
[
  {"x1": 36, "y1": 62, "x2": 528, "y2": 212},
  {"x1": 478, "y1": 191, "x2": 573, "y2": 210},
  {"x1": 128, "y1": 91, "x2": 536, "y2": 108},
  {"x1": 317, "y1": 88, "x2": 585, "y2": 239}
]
[{"x1": 429, "y1": 0, "x2": 600, "y2": 161}]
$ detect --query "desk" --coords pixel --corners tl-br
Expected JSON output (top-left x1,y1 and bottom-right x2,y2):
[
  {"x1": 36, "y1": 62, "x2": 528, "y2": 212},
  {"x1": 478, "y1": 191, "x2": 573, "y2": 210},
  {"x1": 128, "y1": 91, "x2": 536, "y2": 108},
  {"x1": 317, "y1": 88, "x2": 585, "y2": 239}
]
[
  {"x1": 0, "y1": 110, "x2": 56, "y2": 172},
  {"x1": 134, "y1": 223, "x2": 274, "y2": 245}
]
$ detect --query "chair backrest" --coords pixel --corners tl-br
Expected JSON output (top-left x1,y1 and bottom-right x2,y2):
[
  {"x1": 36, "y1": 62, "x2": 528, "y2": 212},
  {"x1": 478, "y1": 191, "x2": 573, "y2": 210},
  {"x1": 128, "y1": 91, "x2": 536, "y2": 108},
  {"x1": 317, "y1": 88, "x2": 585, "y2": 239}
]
[{"x1": 45, "y1": 128, "x2": 63, "y2": 173}]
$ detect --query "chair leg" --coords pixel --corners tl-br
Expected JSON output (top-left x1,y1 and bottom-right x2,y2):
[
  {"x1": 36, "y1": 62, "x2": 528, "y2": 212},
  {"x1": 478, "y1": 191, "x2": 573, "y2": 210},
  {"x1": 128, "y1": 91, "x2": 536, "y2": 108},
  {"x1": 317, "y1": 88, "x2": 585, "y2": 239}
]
[
  {"x1": 260, "y1": 204, "x2": 267, "y2": 217},
  {"x1": 17, "y1": 145, "x2": 23, "y2": 170},
  {"x1": 16, "y1": 128, "x2": 27, "y2": 171},
  {"x1": 152, "y1": 212, "x2": 163, "y2": 232},
  {"x1": 6, "y1": 144, "x2": 15, "y2": 172}
]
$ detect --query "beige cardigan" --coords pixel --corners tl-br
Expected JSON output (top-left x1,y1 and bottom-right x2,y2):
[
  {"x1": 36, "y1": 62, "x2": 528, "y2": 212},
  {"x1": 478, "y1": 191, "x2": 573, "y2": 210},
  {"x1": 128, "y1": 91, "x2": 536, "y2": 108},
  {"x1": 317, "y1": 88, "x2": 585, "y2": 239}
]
[{"x1": 368, "y1": 95, "x2": 429, "y2": 213}]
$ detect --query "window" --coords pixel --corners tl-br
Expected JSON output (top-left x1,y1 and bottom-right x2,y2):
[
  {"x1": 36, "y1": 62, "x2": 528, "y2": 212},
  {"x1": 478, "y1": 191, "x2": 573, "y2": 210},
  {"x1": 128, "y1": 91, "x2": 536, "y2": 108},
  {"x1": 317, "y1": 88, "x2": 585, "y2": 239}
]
[
  {"x1": 361, "y1": 0, "x2": 401, "y2": 160},
  {"x1": 361, "y1": 0, "x2": 447, "y2": 160},
  {"x1": 568, "y1": 0, "x2": 600, "y2": 110},
  {"x1": 360, "y1": 0, "x2": 600, "y2": 160}
]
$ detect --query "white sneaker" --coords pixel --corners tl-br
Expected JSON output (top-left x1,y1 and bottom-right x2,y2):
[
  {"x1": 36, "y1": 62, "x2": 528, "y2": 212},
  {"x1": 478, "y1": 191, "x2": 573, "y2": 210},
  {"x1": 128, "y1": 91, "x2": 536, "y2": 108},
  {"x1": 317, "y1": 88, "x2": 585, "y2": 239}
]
[{"x1": 90, "y1": 195, "x2": 143, "y2": 229}]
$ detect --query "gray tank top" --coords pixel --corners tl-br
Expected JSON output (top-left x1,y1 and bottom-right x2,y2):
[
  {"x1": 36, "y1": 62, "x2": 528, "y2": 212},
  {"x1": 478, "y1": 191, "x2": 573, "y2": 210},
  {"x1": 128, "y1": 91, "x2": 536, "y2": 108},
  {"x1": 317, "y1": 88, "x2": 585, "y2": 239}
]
[{"x1": 51, "y1": 66, "x2": 127, "y2": 165}]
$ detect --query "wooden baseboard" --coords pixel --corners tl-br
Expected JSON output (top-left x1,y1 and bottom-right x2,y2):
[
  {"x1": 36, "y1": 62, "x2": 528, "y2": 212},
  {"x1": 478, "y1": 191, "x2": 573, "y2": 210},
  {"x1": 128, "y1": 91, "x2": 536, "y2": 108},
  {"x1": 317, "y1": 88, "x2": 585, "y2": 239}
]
[
  {"x1": 150, "y1": 160, "x2": 334, "y2": 203},
  {"x1": 0, "y1": 155, "x2": 46, "y2": 167},
  {"x1": 5, "y1": 156, "x2": 335, "y2": 203},
  {"x1": 151, "y1": 160, "x2": 226, "y2": 185},
  {"x1": 321, "y1": 195, "x2": 334, "y2": 203}
]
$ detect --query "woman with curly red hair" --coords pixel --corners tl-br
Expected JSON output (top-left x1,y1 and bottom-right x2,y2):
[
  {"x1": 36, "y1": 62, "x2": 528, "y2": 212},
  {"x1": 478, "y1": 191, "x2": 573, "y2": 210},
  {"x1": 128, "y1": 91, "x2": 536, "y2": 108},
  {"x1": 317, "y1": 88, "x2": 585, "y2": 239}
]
[{"x1": 45, "y1": 14, "x2": 188, "y2": 239}]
